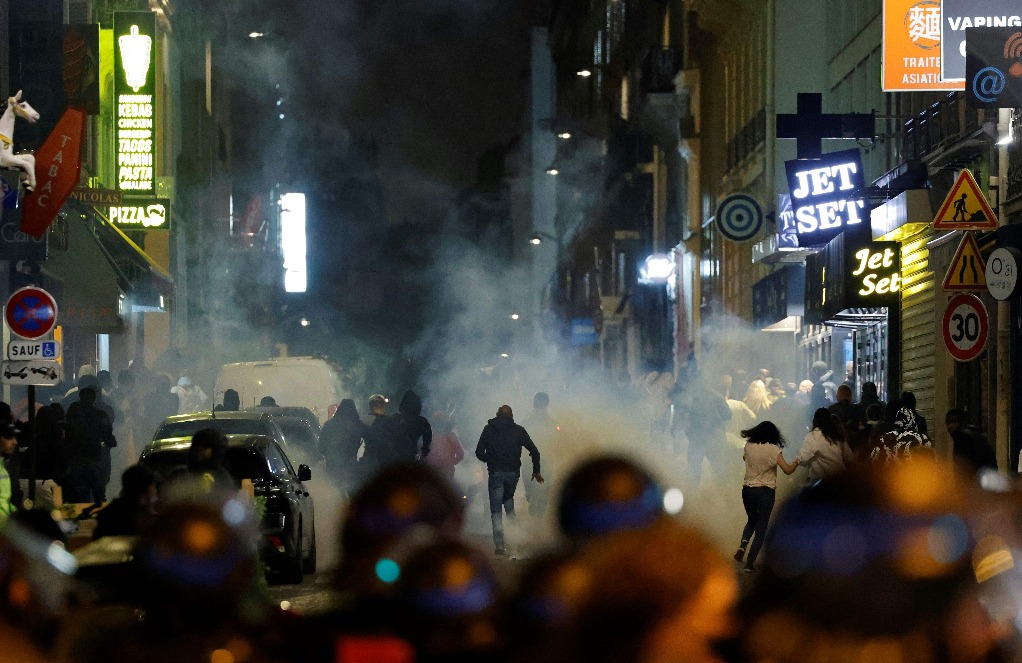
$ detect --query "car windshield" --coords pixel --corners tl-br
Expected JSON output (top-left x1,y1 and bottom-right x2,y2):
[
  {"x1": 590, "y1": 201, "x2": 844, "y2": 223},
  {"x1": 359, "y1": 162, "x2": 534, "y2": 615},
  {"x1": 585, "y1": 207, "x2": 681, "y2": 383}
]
[
  {"x1": 155, "y1": 418, "x2": 272, "y2": 441},
  {"x1": 141, "y1": 446, "x2": 270, "y2": 481},
  {"x1": 276, "y1": 420, "x2": 318, "y2": 452}
]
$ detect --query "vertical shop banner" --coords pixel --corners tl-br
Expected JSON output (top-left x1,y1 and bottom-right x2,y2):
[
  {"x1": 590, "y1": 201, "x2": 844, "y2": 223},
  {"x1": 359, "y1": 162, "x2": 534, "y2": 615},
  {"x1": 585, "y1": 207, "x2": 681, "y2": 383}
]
[
  {"x1": 883, "y1": 0, "x2": 962, "y2": 91},
  {"x1": 941, "y1": 0, "x2": 1022, "y2": 82},
  {"x1": 965, "y1": 27, "x2": 1022, "y2": 107},
  {"x1": 113, "y1": 11, "x2": 156, "y2": 195},
  {"x1": 20, "y1": 107, "x2": 86, "y2": 238}
]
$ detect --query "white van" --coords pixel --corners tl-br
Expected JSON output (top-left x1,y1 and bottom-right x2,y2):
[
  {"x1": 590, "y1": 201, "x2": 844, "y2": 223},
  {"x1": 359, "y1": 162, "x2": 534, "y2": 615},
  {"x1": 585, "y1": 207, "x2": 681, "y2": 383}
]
[{"x1": 215, "y1": 358, "x2": 345, "y2": 425}]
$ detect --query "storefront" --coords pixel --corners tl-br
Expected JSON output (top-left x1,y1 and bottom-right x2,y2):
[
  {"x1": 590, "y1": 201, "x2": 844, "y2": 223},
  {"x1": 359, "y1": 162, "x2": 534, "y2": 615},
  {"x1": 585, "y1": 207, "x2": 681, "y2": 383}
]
[
  {"x1": 40, "y1": 199, "x2": 171, "y2": 381},
  {"x1": 803, "y1": 230, "x2": 900, "y2": 400}
]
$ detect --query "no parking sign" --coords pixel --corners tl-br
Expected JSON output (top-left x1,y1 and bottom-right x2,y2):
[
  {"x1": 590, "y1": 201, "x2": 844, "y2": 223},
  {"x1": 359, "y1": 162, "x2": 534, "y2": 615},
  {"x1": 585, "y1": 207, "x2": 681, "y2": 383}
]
[{"x1": 5, "y1": 287, "x2": 57, "y2": 340}]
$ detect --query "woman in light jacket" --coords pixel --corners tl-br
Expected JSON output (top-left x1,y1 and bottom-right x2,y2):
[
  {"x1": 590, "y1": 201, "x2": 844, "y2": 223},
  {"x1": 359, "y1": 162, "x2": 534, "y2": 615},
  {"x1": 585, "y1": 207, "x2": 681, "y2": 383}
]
[
  {"x1": 797, "y1": 408, "x2": 854, "y2": 482},
  {"x1": 734, "y1": 421, "x2": 799, "y2": 572}
]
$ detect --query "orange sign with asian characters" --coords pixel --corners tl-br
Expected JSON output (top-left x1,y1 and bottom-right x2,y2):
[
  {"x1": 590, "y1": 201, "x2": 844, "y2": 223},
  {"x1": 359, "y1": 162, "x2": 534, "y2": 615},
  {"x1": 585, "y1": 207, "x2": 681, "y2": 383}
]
[{"x1": 883, "y1": 0, "x2": 963, "y2": 91}]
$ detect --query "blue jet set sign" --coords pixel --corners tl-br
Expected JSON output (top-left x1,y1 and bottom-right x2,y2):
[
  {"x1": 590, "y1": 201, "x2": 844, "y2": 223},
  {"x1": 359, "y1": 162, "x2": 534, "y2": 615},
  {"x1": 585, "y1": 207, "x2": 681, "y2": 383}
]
[{"x1": 784, "y1": 148, "x2": 867, "y2": 247}]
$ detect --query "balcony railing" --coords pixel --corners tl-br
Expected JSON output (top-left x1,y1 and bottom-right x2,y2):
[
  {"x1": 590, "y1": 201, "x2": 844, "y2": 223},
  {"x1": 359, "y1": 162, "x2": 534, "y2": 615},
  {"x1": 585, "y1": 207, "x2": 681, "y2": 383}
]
[{"x1": 901, "y1": 93, "x2": 986, "y2": 162}]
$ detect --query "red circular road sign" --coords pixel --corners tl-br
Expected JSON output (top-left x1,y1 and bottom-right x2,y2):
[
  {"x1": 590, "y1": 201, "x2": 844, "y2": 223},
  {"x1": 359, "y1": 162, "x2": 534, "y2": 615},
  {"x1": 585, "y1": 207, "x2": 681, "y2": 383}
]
[
  {"x1": 5, "y1": 287, "x2": 58, "y2": 340},
  {"x1": 942, "y1": 293, "x2": 988, "y2": 362}
]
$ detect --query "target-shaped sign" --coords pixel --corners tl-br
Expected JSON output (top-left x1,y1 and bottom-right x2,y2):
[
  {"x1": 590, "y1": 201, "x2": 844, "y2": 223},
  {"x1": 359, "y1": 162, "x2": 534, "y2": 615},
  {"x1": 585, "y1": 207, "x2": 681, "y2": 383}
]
[
  {"x1": 5, "y1": 287, "x2": 58, "y2": 340},
  {"x1": 716, "y1": 194, "x2": 764, "y2": 243},
  {"x1": 942, "y1": 293, "x2": 988, "y2": 362}
]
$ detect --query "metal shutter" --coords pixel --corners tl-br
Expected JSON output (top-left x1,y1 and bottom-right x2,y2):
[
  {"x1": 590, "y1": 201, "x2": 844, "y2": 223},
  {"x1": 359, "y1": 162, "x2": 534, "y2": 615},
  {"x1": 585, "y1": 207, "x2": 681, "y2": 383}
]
[{"x1": 901, "y1": 229, "x2": 936, "y2": 430}]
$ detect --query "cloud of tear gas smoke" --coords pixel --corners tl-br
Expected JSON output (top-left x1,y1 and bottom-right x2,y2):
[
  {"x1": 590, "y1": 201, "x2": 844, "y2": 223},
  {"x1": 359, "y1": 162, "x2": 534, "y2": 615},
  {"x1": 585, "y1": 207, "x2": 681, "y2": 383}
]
[{"x1": 410, "y1": 205, "x2": 813, "y2": 555}]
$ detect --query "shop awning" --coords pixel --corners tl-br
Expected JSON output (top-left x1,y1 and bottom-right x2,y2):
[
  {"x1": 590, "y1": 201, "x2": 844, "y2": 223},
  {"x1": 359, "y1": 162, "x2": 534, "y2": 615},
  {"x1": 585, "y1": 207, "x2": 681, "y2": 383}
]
[{"x1": 65, "y1": 199, "x2": 173, "y2": 310}]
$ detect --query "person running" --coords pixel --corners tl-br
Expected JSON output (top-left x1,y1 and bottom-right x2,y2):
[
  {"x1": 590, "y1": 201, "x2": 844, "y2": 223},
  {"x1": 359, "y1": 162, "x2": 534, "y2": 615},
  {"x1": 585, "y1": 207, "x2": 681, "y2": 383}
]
[
  {"x1": 797, "y1": 407, "x2": 854, "y2": 482},
  {"x1": 734, "y1": 421, "x2": 798, "y2": 572},
  {"x1": 475, "y1": 404, "x2": 543, "y2": 556}
]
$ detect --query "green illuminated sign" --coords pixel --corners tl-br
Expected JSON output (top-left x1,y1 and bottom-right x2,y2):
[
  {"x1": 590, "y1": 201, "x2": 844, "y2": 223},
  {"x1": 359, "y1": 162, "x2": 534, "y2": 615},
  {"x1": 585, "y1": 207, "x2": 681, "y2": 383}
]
[
  {"x1": 113, "y1": 12, "x2": 156, "y2": 194},
  {"x1": 109, "y1": 198, "x2": 170, "y2": 230}
]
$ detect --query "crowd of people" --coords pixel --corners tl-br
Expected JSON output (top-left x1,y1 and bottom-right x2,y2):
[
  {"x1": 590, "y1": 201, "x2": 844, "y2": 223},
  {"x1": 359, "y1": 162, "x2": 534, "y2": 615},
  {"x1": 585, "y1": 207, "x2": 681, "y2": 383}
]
[
  {"x1": 1, "y1": 438, "x2": 1019, "y2": 662},
  {"x1": 0, "y1": 359, "x2": 1017, "y2": 663},
  {"x1": 0, "y1": 364, "x2": 211, "y2": 515}
]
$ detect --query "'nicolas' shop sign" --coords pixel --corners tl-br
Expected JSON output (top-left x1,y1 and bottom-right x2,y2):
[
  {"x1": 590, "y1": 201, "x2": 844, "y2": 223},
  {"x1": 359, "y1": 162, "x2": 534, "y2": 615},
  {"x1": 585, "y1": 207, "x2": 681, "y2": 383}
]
[{"x1": 785, "y1": 149, "x2": 867, "y2": 247}]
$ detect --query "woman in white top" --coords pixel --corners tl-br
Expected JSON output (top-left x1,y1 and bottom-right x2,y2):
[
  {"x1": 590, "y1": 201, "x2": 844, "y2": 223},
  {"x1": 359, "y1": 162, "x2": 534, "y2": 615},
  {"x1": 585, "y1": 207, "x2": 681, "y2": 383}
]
[
  {"x1": 797, "y1": 407, "x2": 855, "y2": 482},
  {"x1": 734, "y1": 421, "x2": 799, "y2": 572}
]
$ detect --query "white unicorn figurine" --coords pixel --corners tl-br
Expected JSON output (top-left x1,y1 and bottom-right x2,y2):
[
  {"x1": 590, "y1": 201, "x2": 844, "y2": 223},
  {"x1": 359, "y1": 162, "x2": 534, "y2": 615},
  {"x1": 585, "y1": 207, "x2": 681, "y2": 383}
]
[{"x1": 0, "y1": 91, "x2": 40, "y2": 192}]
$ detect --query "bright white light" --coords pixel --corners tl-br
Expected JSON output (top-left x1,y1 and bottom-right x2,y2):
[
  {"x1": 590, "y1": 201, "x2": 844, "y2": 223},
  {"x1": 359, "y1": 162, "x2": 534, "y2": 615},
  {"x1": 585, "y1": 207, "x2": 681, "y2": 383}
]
[
  {"x1": 278, "y1": 113, "x2": 285, "y2": 120},
  {"x1": 500, "y1": 353, "x2": 510, "y2": 358},
  {"x1": 557, "y1": 132, "x2": 572, "y2": 139},
  {"x1": 222, "y1": 499, "x2": 247, "y2": 525},
  {"x1": 997, "y1": 127, "x2": 1014, "y2": 145},
  {"x1": 530, "y1": 236, "x2": 542, "y2": 245},
  {"x1": 641, "y1": 253, "x2": 674, "y2": 283},
  {"x1": 577, "y1": 69, "x2": 592, "y2": 77},
  {"x1": 546, "y1": 167, "x2": 559, "y2": 175},
  {"x1": 300, "y1": 318, "x2": 310, "y2": 327},
  {"x1": 663, "y1": 488, "x2": 684, "y2": 515},
  {"x1": 248, "y1": 31, "x2": 265, "y2": 38},
  {"x1": 510, "y1": 313, "x2": 520, "y2": 320},
  {"x1": 280, "y1": 193, "x2": 307, "y2": 293}
]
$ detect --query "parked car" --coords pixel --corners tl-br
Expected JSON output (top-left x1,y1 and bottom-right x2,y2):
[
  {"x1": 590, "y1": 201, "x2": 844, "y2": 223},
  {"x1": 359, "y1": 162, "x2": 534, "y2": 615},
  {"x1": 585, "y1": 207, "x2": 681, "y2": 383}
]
[
  {"x1": 247, "y1": 405, "x2": 323, "y2": 436},
  {"x1": 272, "y1": 415, "x2": 324, "y2": 467},
  {"x1": 141, "y1": 413, "x2": 316, "y2": 583},
  {"x1": 152, "y1": 410, "x2": 290, "y2": 449}
]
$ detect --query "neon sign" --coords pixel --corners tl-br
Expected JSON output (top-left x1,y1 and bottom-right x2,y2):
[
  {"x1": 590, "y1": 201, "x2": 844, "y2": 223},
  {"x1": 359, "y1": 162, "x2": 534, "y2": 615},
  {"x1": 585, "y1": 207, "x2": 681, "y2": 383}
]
[
  {"x1": 109, "y1": 199, "x2": 169, "y2": 229},
  {"x1": 850, "y1": 244, "x2": 902, "y2": 297},
  {"x1": 114, "y1": 12, "x2": 156, "y2": 194}
]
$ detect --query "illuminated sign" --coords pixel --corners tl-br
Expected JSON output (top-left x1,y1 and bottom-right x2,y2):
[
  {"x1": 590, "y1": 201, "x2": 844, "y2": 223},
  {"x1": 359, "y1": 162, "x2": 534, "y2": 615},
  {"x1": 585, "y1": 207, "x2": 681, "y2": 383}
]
[
  {"x1": 280, "y1": 193, "x2": 307, "y2": 293},
  {"x1": 785, "y1": 149, "x2": 866, "y2": 246},
  {"x1": 114, "y1": 12, "x2": 156, "y2": 194},
  {"x1": 882, "y1": 0, "x2": 962, "y2": 91},
  {"x1": 965, "y1": 27, "x2": 1022, "y2": 108},
  {"x1": 109, "y1": 198, "x2": 169, "y2": 229},
  {"x1": 848, "y1": 242, "x2": 902, "y2": 301},
  {"x1": 941, "y1": 0, "x2": 1022, "y2": 82},
  {"x1": 805, "y1": 235, "x2": 901, "y2": 324}
]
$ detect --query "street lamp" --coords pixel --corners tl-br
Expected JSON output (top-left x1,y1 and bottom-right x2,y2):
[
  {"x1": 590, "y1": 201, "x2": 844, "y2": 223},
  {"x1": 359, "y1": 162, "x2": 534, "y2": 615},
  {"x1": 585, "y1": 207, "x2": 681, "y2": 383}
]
[
  {"x1": 299, "y1": 318, "x2": 310, "y2": 327},
  {"x1": 530, "y1": 231, "x2": 557, "y2": 245},
  {"x1": 509, "y1": 312, "x2": 520, "y2": 320},
  {"x1": 557, "y1": 132, "x2": 572, "y2": 139},
  {"x1": 248, "y1": 31, "x2": 265, "y2": 38},
  {"x1": 545, "y1": 166, "x2": 559, "y2": 175},
  {"x1": 639, "y1": 253, "x2": 675, "y2": 283},
  {"x1": 577, "y1": 69, "x2": 592, "y2": 77}
]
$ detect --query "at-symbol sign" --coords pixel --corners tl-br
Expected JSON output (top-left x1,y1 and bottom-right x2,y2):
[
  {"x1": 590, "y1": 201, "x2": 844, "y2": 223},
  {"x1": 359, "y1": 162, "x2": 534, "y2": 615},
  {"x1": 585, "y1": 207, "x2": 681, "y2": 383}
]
[{"x1": 973, "y1": 67, "x2": 1006, "y2": 103}]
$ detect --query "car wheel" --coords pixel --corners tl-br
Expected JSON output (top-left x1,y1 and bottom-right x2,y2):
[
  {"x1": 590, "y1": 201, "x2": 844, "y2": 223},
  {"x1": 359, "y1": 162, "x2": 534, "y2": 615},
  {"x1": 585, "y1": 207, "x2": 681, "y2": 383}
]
[
  {"x1": 303, "y1": 526, "x2": 317, "y2": 575},
  {"x1": 280, "y1": 525, "x2": 304, "y2": 584}
]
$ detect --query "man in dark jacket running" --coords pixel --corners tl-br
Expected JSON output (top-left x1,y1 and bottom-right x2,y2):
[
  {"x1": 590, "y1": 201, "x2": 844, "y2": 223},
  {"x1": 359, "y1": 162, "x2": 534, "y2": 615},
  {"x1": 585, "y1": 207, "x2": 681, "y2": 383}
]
[{"x1": 475, "y1": 404, "x2": 543, "y2": 555}]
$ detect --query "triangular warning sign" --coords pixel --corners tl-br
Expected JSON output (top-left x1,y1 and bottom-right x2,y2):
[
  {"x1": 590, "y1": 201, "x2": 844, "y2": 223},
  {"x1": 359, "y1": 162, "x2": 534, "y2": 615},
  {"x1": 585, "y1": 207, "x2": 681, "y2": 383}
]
[
  {"x1": 933, "y1": 170, "x2": 998, "y2": 230},
  {"x1": 943, "y1": 232, "x2": 987, "y2": 291}
]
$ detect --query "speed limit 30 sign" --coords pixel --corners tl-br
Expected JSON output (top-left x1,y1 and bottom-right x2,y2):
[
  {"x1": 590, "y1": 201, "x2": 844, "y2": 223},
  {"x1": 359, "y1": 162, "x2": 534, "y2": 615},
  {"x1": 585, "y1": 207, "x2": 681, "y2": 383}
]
[{"x1": 942, "y1": 293, "x2": 989, "y2": 362}]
